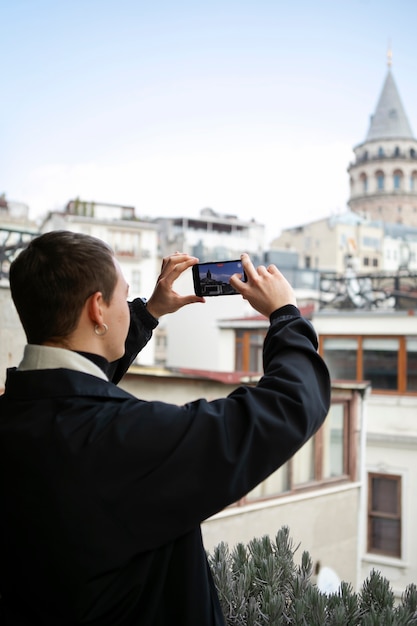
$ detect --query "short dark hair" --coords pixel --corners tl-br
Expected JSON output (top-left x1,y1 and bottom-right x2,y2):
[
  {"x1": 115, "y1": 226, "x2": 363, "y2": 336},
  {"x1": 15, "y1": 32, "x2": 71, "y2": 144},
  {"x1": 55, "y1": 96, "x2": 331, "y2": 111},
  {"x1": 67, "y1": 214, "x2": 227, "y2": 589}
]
[{"x1": 10, "y1": 230, "x2": 118, "y2": 345}]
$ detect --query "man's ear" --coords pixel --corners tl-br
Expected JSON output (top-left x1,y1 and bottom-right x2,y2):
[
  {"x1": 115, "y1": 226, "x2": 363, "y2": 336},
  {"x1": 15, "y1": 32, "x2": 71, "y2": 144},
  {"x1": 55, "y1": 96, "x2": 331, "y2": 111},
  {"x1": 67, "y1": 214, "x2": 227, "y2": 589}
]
[{"x1": 86, "y1": 291, "x2": 105, "y2": 325}]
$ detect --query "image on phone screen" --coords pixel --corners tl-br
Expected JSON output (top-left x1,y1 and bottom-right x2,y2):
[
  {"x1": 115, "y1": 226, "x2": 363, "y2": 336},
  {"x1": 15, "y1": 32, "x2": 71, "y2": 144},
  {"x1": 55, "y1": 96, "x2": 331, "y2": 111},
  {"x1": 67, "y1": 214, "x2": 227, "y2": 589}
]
[{"x1": 192, "y1": 260, "x2": 246, "y2": 297}]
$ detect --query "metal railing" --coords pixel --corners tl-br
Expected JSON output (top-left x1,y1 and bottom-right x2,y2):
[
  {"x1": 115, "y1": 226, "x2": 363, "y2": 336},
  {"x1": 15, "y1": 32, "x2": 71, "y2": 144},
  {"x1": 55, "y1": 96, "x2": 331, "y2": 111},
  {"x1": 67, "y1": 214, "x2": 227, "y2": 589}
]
[
  {"x1": 0, "y1": 228, "x2": 38, "y2": 283},
  {"x1": 319, "y1": 269, "x2": 417, "y2": 310}
]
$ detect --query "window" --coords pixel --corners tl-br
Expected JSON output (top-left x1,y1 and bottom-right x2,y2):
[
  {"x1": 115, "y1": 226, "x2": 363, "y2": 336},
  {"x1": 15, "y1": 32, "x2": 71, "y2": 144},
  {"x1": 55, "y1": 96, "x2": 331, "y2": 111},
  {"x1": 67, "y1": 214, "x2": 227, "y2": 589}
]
[
  {"x1": 393, "y1": 170, "x2": 403, "y2": 190},
  {"x1": 235, "y1": 330, "x2": 267, "y2": 372},
  {"x1": 378, "y1": 147, "x2": 385, "y2": 157},
  {"x1": 111, "y1": 230, "x2": 141, "y2": 257},
  {"x1": 363, "y1": 237, "x2": 380, "y2": 249},
  {"x1": 322, "y1": 338, "x2": 358, "y2": 380},
  {"x1": 368, "y1": 473, "x2": 401, "y2": 558},
  {"x1": 245, "y1": 400, "x2": 352, "y2": 502},
  {"x1": 293, "y1": 437, "x2": 315, "y2": 484},
  {"x1": 376, "y1": 171, "x2": 385, "y2": 190},
  {"x1": 360, "y1": 172, "x2": 368, "y2": 193},
  {"x1": 131, "y1": 270, "x2": 142, "y2": 295},
  {"x1": 322, "y1": 403, "x2": 346, "y2": 478},
  {"x1": 406, "y1": 337, "x2": 417, "y2": 391},
  {"x1": 320, "y1": 335, "x2": 417, "y2": 395},
  {"x1": 363, "y1": 338, "x2": 399, "y2": 390}
]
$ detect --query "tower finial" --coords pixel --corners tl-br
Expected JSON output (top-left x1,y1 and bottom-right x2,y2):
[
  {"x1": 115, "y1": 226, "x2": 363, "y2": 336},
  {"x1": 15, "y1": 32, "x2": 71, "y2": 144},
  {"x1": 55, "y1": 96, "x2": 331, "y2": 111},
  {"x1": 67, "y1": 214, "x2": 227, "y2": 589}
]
[{"x1": 387, "y1": 41, "x2": 393, "y2": 68}]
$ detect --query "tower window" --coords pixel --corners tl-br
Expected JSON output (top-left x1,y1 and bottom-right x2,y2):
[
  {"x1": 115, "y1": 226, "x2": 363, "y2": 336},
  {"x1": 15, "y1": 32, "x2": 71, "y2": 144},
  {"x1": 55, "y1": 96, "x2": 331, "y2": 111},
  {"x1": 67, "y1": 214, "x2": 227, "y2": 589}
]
[
  {"x1": 360, "y1": 172, "x2": 368, "y2": 193},
  {"x1": 393, "y1": 170, "x2": 403, "y2": 190},
  {"x1": 376, "y1": 171, "x2": 385, "y2": 190},
  {"x1": 378, "y1": 147, "x2": 385, "y2": 158}
]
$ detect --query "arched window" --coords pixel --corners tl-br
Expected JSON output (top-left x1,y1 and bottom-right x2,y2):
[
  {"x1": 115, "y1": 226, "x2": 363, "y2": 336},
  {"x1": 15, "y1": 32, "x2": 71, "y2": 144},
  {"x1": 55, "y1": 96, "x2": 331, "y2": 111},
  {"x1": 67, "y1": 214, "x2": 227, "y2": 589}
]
[
  {"x1": 393, "y1": 169, "x2": 403, "y2": 190},
  {"x1": 359, "y1": 172, "x2": 368, "y2": 193},
  {"x1": 394, "y1": 146, "x2": 400, "y2": 157},
  {"x1": 378, "y1": 147, "x2": 385, "y2": 158},
  {"x1": 376, "y1": 170, "x2": 385, "y2": 191},
  {"x1": 410, "y1": 148, "x2": 416, "y2": 159},
  {"x1": 410, "y1": 171, "x2": 417, "y2": 191}
]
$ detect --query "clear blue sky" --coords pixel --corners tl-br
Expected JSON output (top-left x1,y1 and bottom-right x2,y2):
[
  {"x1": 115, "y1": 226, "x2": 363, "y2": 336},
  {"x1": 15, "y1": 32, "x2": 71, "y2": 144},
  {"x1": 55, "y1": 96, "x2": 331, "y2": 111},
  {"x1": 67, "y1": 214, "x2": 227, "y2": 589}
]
[{"x1": 2, "y1": 0, "x2": 417, "y2": 242}]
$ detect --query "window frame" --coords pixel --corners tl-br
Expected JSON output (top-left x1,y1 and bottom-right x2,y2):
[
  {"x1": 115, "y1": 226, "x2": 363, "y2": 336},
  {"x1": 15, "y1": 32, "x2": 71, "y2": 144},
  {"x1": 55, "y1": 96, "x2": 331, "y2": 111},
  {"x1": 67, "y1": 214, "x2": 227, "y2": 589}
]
[
  {"x1": 235, "y1": 329, "x2": 267, "y2": 372},
  {"x1": 319, "y1": 334, "x2": 417, "y2": 396},
  {"x1": 367, "y1": 472, "x2": 402, "y2": 558},
  {"x1": 237, "y1": 394, "x2": 357, "y2": 506}
]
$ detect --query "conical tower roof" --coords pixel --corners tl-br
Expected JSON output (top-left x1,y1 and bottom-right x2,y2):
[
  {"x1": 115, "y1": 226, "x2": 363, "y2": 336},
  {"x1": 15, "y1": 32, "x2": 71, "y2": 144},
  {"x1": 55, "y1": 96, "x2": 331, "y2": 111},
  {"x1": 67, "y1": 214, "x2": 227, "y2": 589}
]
[{"x1": 366, "y1": 69, "x2": 414, "y2": 141}]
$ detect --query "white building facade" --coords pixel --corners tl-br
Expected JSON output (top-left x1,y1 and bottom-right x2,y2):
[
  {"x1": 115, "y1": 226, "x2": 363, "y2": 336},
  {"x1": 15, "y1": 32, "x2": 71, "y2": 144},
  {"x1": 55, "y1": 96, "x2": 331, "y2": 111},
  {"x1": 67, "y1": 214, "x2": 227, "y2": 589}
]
[
  {"x1": 156, "y1": 207, "x2": 265, "y2": 263},
  {"x1": 313, "y1": 309, "x2": 417, "y2": 598}
]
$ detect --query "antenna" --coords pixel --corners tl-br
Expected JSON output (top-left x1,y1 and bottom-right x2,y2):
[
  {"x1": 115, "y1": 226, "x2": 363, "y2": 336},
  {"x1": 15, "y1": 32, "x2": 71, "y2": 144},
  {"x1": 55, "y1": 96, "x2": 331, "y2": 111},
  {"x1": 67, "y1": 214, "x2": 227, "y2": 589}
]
[{"x1": 387, "y1": 40, "x2": 393, "y2": 68}]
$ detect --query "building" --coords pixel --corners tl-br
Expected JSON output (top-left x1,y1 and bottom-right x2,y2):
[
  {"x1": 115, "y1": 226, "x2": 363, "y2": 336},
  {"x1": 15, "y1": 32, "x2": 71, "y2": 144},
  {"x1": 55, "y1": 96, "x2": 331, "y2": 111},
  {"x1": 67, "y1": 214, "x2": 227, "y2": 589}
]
[
  {"x1": 383, "y1": 222, "x2": 417, "y2": 272},
  {"x1": 348, "y1": 53, "x2": 417, "y2": 226},
  {"x1": 299, "y1": 58, "x2": 417, "y2": 597},
  {"x1": 156, "y1": 207, "x2": 265, "y2": 264},
  {"x1": 313, "y1": 305, "x2": 417, "y2": 599},
  {"x1": 0, "y1": 196, "x2": 39, "y2": 385},
  {"x1": 271, "y1": 211, "x2": 385, "y2": 274},
  {"x1": 272, "y1": 56, "x2": 417, "y2": 276}
]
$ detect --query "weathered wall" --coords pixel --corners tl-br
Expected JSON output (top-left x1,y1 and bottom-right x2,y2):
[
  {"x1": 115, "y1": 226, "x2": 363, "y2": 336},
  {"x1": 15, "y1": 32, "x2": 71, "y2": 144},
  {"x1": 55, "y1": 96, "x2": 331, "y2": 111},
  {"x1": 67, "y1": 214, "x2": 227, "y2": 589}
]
[{"x1": 0, "y1": 286, "x2": 26, "y2": 391}]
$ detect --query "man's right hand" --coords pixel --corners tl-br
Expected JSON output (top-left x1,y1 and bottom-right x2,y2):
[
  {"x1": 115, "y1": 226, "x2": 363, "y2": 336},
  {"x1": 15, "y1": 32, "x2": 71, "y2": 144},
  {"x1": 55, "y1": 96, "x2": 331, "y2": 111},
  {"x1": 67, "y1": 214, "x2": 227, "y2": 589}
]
[{"x1": 230, "y1": 253, "x2": 297, "y2": 318}]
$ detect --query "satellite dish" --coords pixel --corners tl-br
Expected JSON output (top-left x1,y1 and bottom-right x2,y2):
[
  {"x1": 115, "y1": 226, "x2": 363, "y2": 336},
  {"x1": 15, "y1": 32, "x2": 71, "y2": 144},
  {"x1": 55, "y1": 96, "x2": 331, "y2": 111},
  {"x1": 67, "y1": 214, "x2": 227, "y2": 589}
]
[{"x1": 317, "y1": 566, "x2": 341, "y2": 595}]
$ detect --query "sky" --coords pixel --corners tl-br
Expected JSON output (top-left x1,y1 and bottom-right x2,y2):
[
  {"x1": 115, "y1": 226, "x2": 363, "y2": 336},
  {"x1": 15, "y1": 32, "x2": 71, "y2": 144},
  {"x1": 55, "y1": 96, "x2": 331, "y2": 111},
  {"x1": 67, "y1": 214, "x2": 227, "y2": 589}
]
[{"x1": 2, "y1": 0, "x2": 417, "y2": 243}]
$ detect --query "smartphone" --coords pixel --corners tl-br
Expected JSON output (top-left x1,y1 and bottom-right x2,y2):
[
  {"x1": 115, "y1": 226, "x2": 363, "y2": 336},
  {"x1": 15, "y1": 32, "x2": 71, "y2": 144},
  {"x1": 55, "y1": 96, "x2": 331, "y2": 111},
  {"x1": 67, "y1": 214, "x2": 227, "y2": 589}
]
[{"x1": 192, "y1": 259, "x2": 247, "y2": 297}]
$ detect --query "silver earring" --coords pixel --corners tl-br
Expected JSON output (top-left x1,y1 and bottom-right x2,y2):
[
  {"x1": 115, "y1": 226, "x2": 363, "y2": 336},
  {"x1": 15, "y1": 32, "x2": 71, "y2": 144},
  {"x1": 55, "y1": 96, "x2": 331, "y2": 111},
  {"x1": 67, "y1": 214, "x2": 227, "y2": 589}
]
[{"x1": 94, "y1": 323, "x2": 108, "y2": 336}]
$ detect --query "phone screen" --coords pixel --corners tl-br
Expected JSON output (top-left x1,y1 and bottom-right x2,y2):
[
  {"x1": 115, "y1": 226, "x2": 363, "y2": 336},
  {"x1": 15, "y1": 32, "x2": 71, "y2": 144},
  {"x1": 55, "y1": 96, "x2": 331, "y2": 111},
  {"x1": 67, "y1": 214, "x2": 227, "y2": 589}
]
[{"x1": 192, "y1": 259, "x2": 246, "y2": 296}]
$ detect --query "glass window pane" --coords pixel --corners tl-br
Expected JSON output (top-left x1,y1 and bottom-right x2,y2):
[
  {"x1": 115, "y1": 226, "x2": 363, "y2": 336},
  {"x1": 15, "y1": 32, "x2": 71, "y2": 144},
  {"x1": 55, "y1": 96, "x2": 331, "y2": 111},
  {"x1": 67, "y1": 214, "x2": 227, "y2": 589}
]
[
  {"x1": 235, "y1": 342, "x2": 243, "y2": 370},
  {"x1": 363, "y1": 338, "x2": 399, "y2": 390},
  {"x1": 293, "y1": 438, "x2": 314, "y2": 484},
  {"x1": 248, "y1": 463, "x2": 290, "y2": 499},
  {"x1": 370, "y1": 518, "x2": 401, "y2": 556},
  {"x1": 406, "y1": 337, "x2": 417, "y2": 391},
  {"x1": 371, "y1": 476, "x2": 398, "y2": 514},
  {"x1": 323, "y1": 338, "x2": 358, "y2": 380},
  {"x1": 249, "y1": 347, "x2": 263, "y2": 372},
  {"x1": 249, "y1": 333, "x2": 266, "y2": 372},
  {"x1": 322, "y1": 404, "x2": 345, "y2": 478},
  {"x1": 368, "y1": 474, "x2": 401, "y2": 557}
]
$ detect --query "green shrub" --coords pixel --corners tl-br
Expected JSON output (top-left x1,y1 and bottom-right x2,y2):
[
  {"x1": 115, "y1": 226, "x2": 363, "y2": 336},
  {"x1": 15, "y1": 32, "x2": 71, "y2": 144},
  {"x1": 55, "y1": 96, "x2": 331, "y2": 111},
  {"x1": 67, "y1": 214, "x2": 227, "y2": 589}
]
[{"x1": 207, "y1": 526, "x2": 417, "y2": 625}]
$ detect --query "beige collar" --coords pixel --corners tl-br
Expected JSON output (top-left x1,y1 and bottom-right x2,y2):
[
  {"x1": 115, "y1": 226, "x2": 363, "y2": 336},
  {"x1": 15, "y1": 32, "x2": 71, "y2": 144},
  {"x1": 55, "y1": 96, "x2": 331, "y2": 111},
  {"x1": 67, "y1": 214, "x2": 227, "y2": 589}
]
[{"x1": 18, "y1": 344, "x2": 108, "y2": 381}]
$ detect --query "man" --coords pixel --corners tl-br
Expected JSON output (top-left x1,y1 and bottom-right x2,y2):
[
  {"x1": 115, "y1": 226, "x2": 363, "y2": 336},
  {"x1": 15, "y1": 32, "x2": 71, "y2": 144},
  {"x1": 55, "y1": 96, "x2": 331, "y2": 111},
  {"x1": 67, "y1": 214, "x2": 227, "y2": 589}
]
[{"x1": 0, "y1": 230, "x2": 330, "y2": 625}]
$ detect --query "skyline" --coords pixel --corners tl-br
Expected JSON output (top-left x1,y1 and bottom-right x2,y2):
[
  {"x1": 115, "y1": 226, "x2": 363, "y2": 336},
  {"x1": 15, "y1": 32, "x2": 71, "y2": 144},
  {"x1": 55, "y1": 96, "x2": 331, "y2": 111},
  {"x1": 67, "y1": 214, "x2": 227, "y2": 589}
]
[{"x1": 2, "y1": 0, "x2": 417, "y2": 243}]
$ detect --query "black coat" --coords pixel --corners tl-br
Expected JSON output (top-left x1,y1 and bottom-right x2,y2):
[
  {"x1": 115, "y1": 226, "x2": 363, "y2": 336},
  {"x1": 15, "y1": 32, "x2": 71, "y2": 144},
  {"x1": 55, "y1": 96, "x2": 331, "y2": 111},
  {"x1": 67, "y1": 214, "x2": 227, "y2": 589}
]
[{"x1": 0, "y1": 303, "x2": 330, "y2": 625}]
